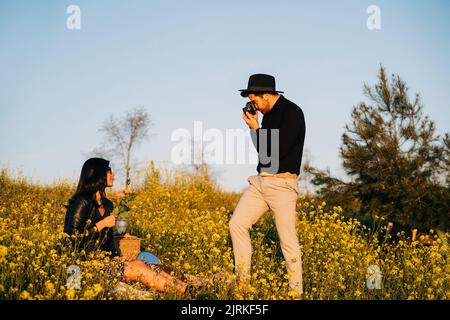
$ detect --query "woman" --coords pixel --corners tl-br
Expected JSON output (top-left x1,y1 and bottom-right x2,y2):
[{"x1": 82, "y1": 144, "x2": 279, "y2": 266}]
[{"x1": 63, "y1": 157, "x2": 192, "y2": 296}]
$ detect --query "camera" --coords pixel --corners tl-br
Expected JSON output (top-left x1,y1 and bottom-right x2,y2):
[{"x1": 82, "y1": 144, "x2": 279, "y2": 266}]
[{"x1": 243, "y1": 101, "x2": 257, "y2": 115}]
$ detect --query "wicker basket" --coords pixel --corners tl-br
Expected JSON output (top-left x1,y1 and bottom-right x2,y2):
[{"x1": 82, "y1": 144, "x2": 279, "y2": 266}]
[{"x1": 114, "y1": 234, "x2": 141, "y2": 259}]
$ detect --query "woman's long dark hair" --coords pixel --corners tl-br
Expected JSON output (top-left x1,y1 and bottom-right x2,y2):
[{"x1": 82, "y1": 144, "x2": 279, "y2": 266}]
[{"x1": 71, "y1": 157, "x2": 111, "y2": 201}]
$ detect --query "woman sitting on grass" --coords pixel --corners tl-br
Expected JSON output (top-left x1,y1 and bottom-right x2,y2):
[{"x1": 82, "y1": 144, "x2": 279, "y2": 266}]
[{"x1": 62, "y1": 157, "x2": 199, "y2": 296}]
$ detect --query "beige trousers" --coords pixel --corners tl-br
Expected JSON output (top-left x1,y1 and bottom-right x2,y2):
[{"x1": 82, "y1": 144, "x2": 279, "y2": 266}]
[{"x1": 229, "y1": 175, "x2": 303, "y2": 295}]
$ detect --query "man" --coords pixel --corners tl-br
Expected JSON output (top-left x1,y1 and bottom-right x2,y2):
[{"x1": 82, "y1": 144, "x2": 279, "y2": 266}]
[{"x1": 229, "y1": 74, "x2": 306, "y2": 298}]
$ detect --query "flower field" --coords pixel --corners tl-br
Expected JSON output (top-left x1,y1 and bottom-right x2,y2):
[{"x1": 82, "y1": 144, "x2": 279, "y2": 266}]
[{"x1": 0, "y1": 167, "x2": 448, "y2": 300}]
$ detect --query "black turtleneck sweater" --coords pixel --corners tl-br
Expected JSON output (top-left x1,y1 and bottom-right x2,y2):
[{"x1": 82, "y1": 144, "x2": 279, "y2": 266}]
[{"x1": 251, "y1": 95, "x2": 306, "y2": 175}]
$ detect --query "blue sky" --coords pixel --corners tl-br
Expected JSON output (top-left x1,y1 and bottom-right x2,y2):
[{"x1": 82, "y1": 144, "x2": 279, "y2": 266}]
[{"x1": 1, "y1": 0, "x2": 449, "y2": 192}]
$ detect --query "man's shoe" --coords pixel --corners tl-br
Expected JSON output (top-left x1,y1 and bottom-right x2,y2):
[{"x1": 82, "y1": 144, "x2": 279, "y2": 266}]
[{"x1": 288, "y1": 290, "x2": 303, "y2": 300}]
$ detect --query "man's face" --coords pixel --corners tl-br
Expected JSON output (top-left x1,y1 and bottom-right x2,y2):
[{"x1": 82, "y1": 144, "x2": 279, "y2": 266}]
[{"x1": 248, "y1": 93, "x2": 270, "y2": 114}]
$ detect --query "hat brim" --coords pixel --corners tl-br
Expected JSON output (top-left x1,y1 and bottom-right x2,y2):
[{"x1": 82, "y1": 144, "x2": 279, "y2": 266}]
[{"x1": 239, "y1": 89, "x2": 284, "y2": 97}]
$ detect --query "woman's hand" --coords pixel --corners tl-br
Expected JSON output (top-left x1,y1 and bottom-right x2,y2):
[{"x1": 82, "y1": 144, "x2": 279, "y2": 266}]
[
  {"x1": 113, "y1": 188, "x2": 133, "y2": 200},
  {"x1": 124, "y1": 187, "x2": 132, "y2": 194},
  {"x1": 112, "y1": 192, "x2": 126, "y2": 200},
  {"x1": 102, "y1": 215, "x2": 116, "y2": 228},
  {"x1": 96, "y1": 215, "x2": 116, "y2": 232}
]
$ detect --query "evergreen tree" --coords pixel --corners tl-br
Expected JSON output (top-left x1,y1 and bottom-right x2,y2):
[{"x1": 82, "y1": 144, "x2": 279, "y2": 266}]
[{"x1": 308, "y1": 66, "x2": 449, "y2": 230}]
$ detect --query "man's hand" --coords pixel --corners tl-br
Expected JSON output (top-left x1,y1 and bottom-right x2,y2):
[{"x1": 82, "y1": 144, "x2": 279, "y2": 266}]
[{"x1": 242, "y1": 111, "x2": 259, "y2": 130}]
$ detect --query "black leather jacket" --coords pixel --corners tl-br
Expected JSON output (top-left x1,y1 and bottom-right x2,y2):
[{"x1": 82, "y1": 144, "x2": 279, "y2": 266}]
[{"x1": 63, "y1": 194, "x2": 119, "y2": 257}]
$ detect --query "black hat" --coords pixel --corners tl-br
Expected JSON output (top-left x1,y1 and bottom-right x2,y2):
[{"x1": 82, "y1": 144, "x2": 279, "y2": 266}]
[{"x1": 239, "y1": 74, "x2": 284, "y2": 97}]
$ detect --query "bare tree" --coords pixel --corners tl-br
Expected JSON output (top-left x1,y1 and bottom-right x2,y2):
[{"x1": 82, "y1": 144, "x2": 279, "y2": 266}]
[
  {"x1": 93, "y1": 107, "x2": 152, "y2": 189},
  {"x1": 190, "y1": 137, "x2": 209, "y2": 177}
]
